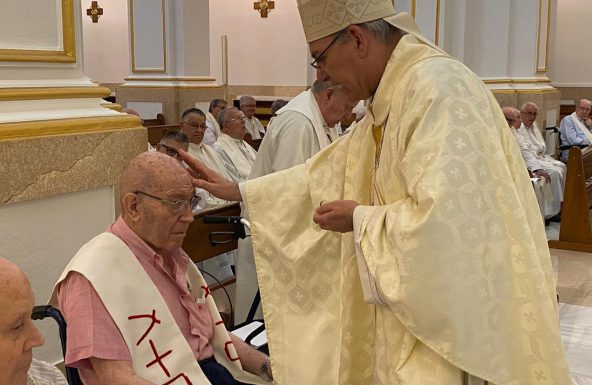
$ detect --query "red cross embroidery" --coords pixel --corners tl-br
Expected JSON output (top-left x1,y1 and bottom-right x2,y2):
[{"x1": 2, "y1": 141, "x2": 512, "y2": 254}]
[
  {"x1": 201, "y1": 285, "x2": 211, "y2": 298},
  {"x1": 162, "y1": 373, "x2": 194, "y2": 385},
  {"x1": 224, "y1": 340, "x2": 240, "y2": 361},
  {"x1": 146, "y1": 339, "x2": 173, "y2": 377},
  {"x1": 128, "y1": 310, "x2": 162, "y2": 346}
]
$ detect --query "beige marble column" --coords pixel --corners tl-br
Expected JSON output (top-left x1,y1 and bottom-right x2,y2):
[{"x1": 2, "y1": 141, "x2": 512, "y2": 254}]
[{"x1": 0, "y1": 0, "x2": 145, "y2": 364}]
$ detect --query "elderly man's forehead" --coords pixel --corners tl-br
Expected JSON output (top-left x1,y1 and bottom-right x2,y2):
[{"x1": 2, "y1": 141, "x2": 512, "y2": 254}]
[
  {"x1": 121, "y1": 152, "x2": 191, "y2": 192},
  {"x1": 0, "y1": 259, "x2": 30, "y2": 297}
]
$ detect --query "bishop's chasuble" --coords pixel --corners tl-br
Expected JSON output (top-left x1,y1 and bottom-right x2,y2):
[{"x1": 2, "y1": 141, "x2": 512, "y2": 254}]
[{"x1": 244, "y1": 34, "x2": 570, "y2": 385}]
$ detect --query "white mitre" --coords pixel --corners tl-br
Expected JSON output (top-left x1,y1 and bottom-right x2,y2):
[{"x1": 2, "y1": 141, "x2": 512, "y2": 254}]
[{"x1": 297, "y1": 0, "x2": 425, "y2": 43}]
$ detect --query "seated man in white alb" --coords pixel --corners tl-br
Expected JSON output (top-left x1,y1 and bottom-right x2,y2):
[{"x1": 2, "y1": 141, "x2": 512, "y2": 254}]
[
  {"x1": 234, "y1": 80, "x2": 355, "y2": 323},
  {"x1": 559, "y1": 98, "x2": 592, "y2": 161},
  {"x1": 519, "y1": 102, "x2": 566, "y2": 219},
  {"x1": 0, "y1": 258, "x2": 67, "y2": 385},
  {"x1": 179, "y1": 108, "x2": 235, "y2": 281},
  {"x1": 52, "y1": 152, "x2": 272, "y2": 385},
  {"x1": 502, "y1": 107, "x2": 555, "y2": 221},
  {"x1": 204, "y1": 99, "x2": 228, "y2": 146},
  {"x1": 155, "y1": 130, "x2": 189, "y2": 159},
  {"x1": 213, "y1": 107, "x2": 257, "y2": 182},
  {"x1": 240, "y1": 96, "x2": 265, "y2": 141}
]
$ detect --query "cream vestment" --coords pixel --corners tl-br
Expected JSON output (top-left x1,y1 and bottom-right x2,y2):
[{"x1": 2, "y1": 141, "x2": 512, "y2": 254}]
[
  {"x1": 518, "y1": 122, "x2": 566, "y2": 217},
  {"x1": 51, "y1": 233, "x2": 266, "y2": 385},
  {"x1": 243, "y1": 34, "x2": 571, "y2": 385},
  {"x1": 214, "y1": 133, "x2": 257, "y2": 182},
  {"x1": 234, "y1": 89, "x2": 339, "y2": 323},
  {"x1": 245, "y1": 116, "x2": 265, "y2": 140},
  {"x1": 204, "y1": 111, "x2": 222, "y2": 146}
]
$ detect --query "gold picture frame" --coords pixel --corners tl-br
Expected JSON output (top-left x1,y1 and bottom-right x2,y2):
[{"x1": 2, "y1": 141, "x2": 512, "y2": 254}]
[{"x1": 0, "y1": 0, "x2": 76, "y2": 63}]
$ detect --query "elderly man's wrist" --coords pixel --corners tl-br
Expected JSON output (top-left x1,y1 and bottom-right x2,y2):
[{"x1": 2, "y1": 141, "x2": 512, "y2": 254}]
[{"x1": 259, "y1": 356, "x2": 272, "y2": 381}]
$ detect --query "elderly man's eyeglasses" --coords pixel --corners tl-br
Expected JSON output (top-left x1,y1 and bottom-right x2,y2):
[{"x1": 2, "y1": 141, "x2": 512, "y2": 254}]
[
  {"x1": 227, "y1": 115, "x2": 247, "y2": 124},
  {"x1": 183, "y1": 122, "x2": 207, "y2": 129},
  {"x1": 522, "y1": 111, "x2": 538, "y2": 117},
  {"x1": 159, "y1": 143, "x2": 180, "y2": 158},
  {"x1": 310, "y1": 29, "x2": 346, "y2": 70},
  {"x1": 135, "y1": 191, "x2": 201, "y2": 213}
]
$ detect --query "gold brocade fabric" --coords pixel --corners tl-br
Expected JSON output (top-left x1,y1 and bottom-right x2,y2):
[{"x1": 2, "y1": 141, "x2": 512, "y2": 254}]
[{"x1": 245, "y1": 34, "x2": 570, "y2": 385}]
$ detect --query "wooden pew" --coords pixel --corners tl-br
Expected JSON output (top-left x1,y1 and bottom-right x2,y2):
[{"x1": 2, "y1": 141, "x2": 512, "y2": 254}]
[
  {"x1": 548, "y1": 145, "x2": 592, "y2": 252},
  {"x1": 182, "y1": 202, "x2": 242, "y2": 263}
]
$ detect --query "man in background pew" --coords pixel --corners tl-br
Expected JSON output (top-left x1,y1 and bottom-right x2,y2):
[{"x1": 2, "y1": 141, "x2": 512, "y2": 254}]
[
  {"x1": 240, "y1": 96, "x2": 265, "y2": 141},
  {"x1": 214, "y1": 107, "x2": 257, "y2": 182},
  {"x1": 519, "y1": 102, "x2": 566, "y2": 221},
  {"x1": 155, "y1": 130, "x2": 189, "y2": 160},
  {"x1": 559, "y1": 98, "x2": 592, "y2": 161},
  {"x1": 204, "y1": 99, "x2": 228, "y2": 146}
]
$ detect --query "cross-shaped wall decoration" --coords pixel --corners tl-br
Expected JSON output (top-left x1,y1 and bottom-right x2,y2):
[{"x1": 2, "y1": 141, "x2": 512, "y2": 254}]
[
  {"x1": 86, "y1": 1, "x2": 103, "y2": 23},
  {"x1": 254, "y1": 0, "x2": 275, "y2": 18}
]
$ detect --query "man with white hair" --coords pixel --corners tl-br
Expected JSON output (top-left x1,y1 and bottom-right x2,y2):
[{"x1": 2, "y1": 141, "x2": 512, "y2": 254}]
[
  {"x1": 181, "y1": 1, "x2": 571, "y2": 383},
  {"x1": 214, "y1": 107, "x2": 257, "y2": 182},
  {"x1": 519, "y1": 102, "x2": 566, "y2": 219},
  {"x1": 559, "y1": 98, "x2": 592, "y2": 160},
  {"x1": 240, "y1": 96, "x2": 265, "y2": 141}
]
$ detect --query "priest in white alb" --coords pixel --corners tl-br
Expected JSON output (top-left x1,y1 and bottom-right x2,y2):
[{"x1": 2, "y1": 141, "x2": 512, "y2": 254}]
[
  {"x1": 559, "y1": 98, "x2": 592, "y2": 161},
  {"x1": 204, "y1": 99, "x2": 227, "y2": 146},
  {"x1": 180, "y1": 1, "x2": 571, "y2": 384},
  {"x1": 213, "y1": 107, "x2": 257, "y2": 182},
  {"x1": 234, "y1": 80, "x2": 355, "y2": 323},
  {"x1": 519, "y1": 102, "x2": 566, "y2": 218},
  {"x1": 240, "y1": 96, "x2": 265, "y2": 141}
]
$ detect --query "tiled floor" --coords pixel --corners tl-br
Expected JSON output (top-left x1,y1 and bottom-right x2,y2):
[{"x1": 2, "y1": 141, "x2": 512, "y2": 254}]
[{"x1": 547, "y1": 223, "x2": 592, "y2": 384}]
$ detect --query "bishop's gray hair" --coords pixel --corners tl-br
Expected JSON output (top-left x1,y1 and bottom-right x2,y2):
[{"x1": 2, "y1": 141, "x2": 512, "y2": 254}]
[{"x1": 336, "y1": 19, "x2": 401, "y2": 44}]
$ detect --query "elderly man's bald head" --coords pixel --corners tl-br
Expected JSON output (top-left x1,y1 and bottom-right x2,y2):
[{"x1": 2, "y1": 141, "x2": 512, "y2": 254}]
[
  {"x1": 0, "y1": 258, "x2": 45, "y2": 385},
  {"x1": 119, "y1": 152, "x2": 195, "y2": 255},
  {"x1": 119, "y1": 152, "x2": 191, "y2": 204},
  {"x1": 0, "y1": 258, "x2": 28, "y2": 297}
]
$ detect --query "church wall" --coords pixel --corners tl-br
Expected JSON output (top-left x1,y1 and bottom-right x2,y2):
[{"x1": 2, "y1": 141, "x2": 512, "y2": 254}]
[
  {"x1": 0, "y1": 186, "x2": 116, "y2": 363},
  {"x1": 209, "y1": 0, "x2": 309, "y2": 88},
  {"x1": 548, "y1": 0, "x2": 592, "y2": 105},
  {"x1": 81, "y1": 0, "x2": 130, "y2": 86}
]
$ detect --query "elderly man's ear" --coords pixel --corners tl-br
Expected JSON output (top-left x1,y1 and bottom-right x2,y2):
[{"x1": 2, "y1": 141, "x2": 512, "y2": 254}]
[{"x1": 122, "y1": 193, "x2": 141, "y2": 222}]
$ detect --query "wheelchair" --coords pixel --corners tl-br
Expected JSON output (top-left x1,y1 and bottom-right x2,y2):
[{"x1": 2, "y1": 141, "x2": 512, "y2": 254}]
[{"x1": 32, "y1": 305, "x2": 83, "y2": 385}]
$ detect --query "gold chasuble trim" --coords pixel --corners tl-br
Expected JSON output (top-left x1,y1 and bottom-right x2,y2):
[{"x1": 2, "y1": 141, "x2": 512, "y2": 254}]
[{"x1": 0, "y1": 115, "x2": 143, "y2": 141}]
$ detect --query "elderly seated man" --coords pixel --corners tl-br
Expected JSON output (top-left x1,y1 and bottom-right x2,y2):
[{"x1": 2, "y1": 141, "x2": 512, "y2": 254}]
[
  {"x1": 155, "y1": 130, "x2": 190, "y2": 159},
  {"x1": 204, "y1": 99, "x2": 228, "y2": 146},
  {"x1": 559, "y1": 98, "x2": 592, "y2": 161},
  {"x1": 519, "y1": 102, "x2": 566, "y2": 220},
  {"x1": 52, "y1": 152, "x2": 272, "y2": 385},
  {"x1": 213, "y1": 108, "x2": 257, "y2": 182},
  {"x1": 239, "y1": 96, "x2": 265, "y2": 141},
  {"x1": 0, "y1": 258, "x2": 67, "y2": 385}
]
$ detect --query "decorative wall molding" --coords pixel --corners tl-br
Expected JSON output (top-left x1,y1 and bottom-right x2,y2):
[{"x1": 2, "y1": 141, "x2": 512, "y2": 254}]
[{"x1": 0, "y1": 0, "x2": 76, "y2": 63}]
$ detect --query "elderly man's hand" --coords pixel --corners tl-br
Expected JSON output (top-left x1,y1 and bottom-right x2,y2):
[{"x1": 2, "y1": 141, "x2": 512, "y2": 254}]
[
  {"x1": 534, "y1": 169, "x2": 551, "y2": 183},
  {"x1": 177, "y1": 149, "x2": 242, "y2": 202},
  {"x1": 313, "y1": 200, "x2": 360, "y2": 233}
]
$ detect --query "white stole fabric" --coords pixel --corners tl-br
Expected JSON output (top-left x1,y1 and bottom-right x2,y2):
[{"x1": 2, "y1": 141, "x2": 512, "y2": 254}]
[
  {"x1": 245, "y1": 117, "x2": 265, "y2": 140},
  {"x1": 51, "y1": 233, "x2": 265, "y2": 385},
  {"x1": 205, "y1": 112, "x2": 222, "y2": 145},
  {"x1": 569, "y1": 112, "x2": 592, "y2": 142},
  {"x1": 214, "y1": 134, "x2": 257, "y2": 182}
]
